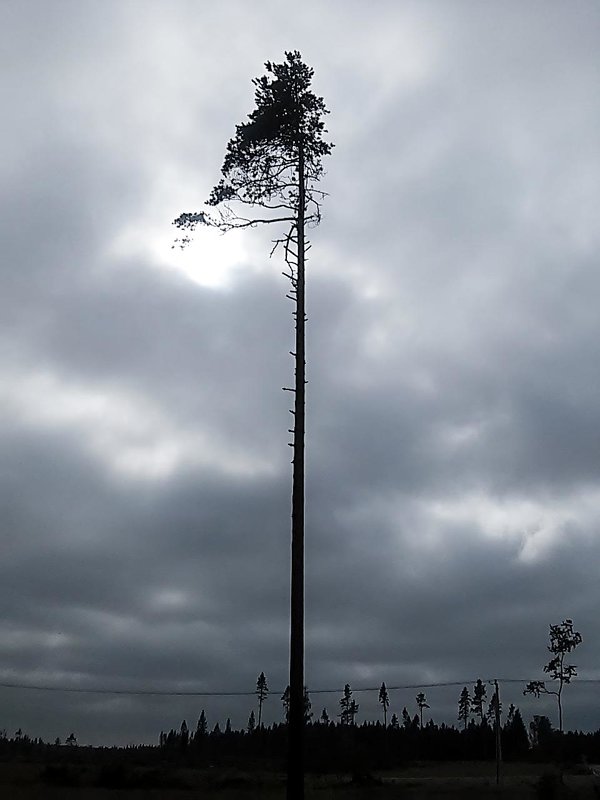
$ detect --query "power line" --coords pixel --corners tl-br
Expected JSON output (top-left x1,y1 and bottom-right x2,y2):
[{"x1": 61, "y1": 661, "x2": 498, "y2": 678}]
[
  {"x1": 1, "y1": 677, "x2": 599, "y2": 697},
  {"x1": 0, "y1": 683, "x2": 252, "y2": 697}
]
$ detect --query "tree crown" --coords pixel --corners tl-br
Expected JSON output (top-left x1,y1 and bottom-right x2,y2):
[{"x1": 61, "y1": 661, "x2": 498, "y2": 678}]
[
  {"x1": 174, "y1": 51, "x2": 332, "y2": 243},
  {"x1": 209, "y1": 50, "x2": 332, "y2": 207}
]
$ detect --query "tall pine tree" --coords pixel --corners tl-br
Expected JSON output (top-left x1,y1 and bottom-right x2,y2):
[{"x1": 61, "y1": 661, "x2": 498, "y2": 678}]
[{"x1": 174, "y1": 53, "x2": 332, "y2": 800}]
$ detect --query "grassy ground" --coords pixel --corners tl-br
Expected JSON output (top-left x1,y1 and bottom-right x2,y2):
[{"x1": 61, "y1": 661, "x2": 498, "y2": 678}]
[{"x1": 1, "y1": 760, "x2": 598, "y2": 798}]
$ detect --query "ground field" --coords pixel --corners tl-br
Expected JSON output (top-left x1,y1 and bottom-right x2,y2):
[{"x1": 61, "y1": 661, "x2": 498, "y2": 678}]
[{"x1": 1, "y1": 760, "x2": 599, "y2": 798}]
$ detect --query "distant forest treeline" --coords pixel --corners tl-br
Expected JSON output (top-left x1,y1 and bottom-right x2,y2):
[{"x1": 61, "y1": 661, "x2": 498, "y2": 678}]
[
  {"x1": 3, "y1": 710, "x2": 600, "y2": 774},
  {"x1": 155, "y1": 706, "x2": 600, "y2": 772},
  {"x1": 153, "y1": 670, "x2": 597, "y2": 770},
  {"x1": 1, "y1": 677, "x2": 596, "y2": 769}
]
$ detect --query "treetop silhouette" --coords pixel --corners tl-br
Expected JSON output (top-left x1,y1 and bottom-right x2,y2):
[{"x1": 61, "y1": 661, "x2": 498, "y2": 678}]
[
  {"x1": 173, "y1": 50, "x2": 332, "y2": 244},
  {"x1": 524, "y1": 618, "x2": 582, "y2": 733}
]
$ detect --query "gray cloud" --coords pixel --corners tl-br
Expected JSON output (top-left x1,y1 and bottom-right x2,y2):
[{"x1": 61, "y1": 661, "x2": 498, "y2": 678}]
[{"x1": 1, "y1": 0, "x2": 600, "y2": 744}]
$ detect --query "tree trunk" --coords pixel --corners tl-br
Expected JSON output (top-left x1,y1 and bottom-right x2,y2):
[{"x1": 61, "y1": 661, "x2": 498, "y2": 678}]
[
  {"x1": 558, "y1": 689, "x2": 563, "y2": 734},
  {"x1": 287, "y1": 143, "x2": 306, "y2": 800}
]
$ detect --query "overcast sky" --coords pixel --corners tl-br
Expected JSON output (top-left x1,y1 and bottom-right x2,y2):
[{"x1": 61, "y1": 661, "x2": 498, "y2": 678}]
[{"x1": 2, "y1": 0, "x2": 600, "y2": 745}]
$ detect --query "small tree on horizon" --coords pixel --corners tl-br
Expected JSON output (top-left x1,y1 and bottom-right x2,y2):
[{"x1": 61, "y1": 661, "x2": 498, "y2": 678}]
[
  {"x1": 282, "y1": 684, "x2": 313, "y2": 723},
  {"x1": 416, "y1": 692, "x2": 430, "y2": 729},
  {"x1": 179, "y1": 720, "x2": 188, "y2": 750},
  {"x1": 197, "y1": 710, "x2": 208, "y2": 736},
  {"x1": 247, "y1": 710, "x2": 256, "y2": 734},
  {"x1": 401, "y1": 707, "x2": 411, "y2": 730},
  {"x1": 256, "y1": 672, "x2": 269, "y2": 728},
  {"x1": 487, "y1": 685, "x2": 502, "y2": 725},
  {"x1": 503, "y1": 704, "x2": 529, "y2": 759},
  {"x1": 303, "y1": 687, "x2": 313, "y2": 723},
  {"x1": 339, "y1": 684, "x2": 359, "y2": 725},
  {"x1": 524, "y1": 618, "x2": 583, "y2": 733},
  {"x1": 529, "y1": 714, "x2": 553, "y2": 751},
  {"x1": 458, "y1": 686, "x2": 470, "y2": 731},
  {"x1": 472, "y1": 679, "x2": 487, "y2": 724},
  {"x1": 378, "y1": 682, "x2": 390, "y2": 728}
]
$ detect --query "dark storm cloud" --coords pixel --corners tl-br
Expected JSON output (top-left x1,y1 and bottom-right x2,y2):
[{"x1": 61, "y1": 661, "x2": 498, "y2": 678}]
[{"x1": 1, "y1": 0, "x2": 600, "y2": 744}]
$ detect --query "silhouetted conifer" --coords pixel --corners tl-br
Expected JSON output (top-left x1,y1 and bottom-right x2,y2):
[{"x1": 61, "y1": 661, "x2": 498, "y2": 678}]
[
  {"x1": 402, "y1": 707, "x2": 411, "y2": 730},
  {"x1": 339, "y1": 684, "x2": 359, "y2": 725},
  {"x1": 503, "y1": 704, "x2": 529, "y2": 759},
  {"x1": 179, "y1": 720, "x2": 189, "y2": 750},
  {"x1": 416, "y1": 692, "x2": 430, "y2": 729},
  {"x1": 487, "y1": 686, "x2": 502, "y2": 724},
  {"x1": 378, "y1": 682, "x2": 390, "y2": 727},
  {"x1": 303, "y1": 687, "x2": 313, "y2": 723},
  {"x1": 472, "y1": 679, "x2": 487, "y2": 724},
  {"x1": 196, "y1": 710, "x2": 207, "y2": 736},
  {"x1": 247, "y1": 710, "x2": 256, "y2": 734},
  {"x1": 256, "y1": 672, "x2": 269, "y2": 728},
  {"x1": 458, "y1": 686, "x2": 470, "y2": 730}
]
